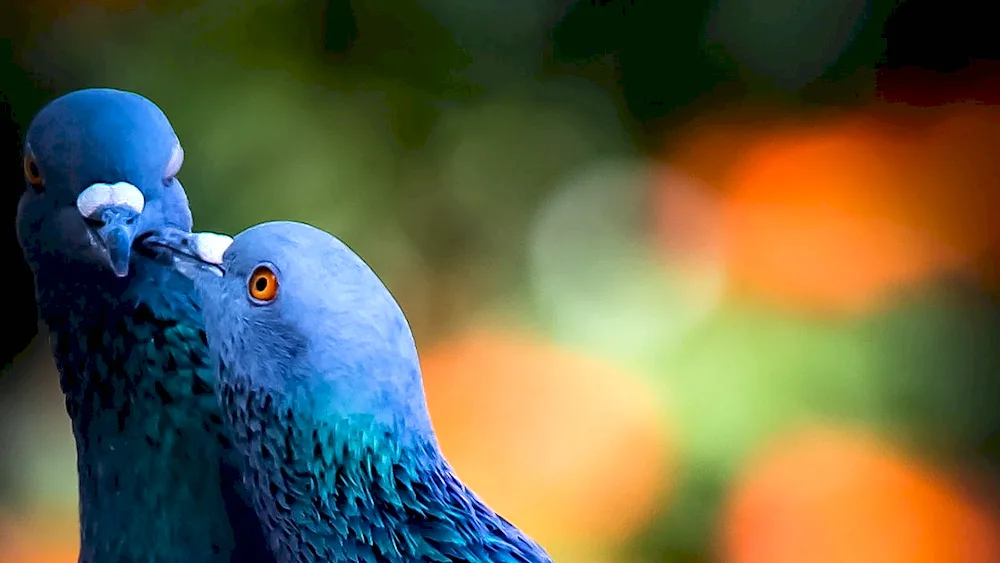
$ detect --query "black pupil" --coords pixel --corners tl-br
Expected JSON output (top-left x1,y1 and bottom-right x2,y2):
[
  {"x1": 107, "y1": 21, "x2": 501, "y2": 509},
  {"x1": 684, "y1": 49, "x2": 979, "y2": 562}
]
[
  {"x1": 28, "y1": 161, "x2": 39, "y2": 178},
  {"x1": 254, "y1": 277, "x2": 268, "y2": 292}
]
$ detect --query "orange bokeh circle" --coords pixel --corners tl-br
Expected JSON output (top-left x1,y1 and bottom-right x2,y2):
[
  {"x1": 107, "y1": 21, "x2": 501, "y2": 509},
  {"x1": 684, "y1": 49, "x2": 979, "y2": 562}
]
[
  {"x1": 721, "y1": 427, "x2": 1000, "y2": 563},
  {"x1": 0, "y1": 511, "x2": 79, "y2": 563},
  {"x1": 661, "y1": 106, "x2": 1000, "y2": 315},
  {"x1": 421, "y1": 329, "x2": 674, "y2": 548}
]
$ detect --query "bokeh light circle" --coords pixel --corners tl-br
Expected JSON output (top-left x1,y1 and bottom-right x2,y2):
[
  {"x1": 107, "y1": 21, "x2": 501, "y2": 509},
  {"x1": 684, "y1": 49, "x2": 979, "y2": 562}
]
[
  {"x1": 529, "y1": 158, "x2": 726, "y2": 361},
  {"x1": 721, "y1": 427, "x2": 1000, "y2": 563},
  {"x1": 421, "y1": 329, "x2": 674, "y2": 551}
]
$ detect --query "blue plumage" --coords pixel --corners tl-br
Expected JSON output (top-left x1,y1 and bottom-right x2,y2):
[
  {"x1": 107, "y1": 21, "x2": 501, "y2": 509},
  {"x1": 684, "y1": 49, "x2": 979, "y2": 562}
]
[
  {"x1": 16, "y1": 88, "x2": 274, "y2": 563},
  {"x1": 148, "y1": 221, "x2": 553, "y2": 563}
]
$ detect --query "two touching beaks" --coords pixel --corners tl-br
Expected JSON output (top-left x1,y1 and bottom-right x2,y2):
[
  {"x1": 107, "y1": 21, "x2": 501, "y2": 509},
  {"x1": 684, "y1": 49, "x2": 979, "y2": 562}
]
[{"x1": 73, "y1": 180, "x2": 231, "y2": 278}]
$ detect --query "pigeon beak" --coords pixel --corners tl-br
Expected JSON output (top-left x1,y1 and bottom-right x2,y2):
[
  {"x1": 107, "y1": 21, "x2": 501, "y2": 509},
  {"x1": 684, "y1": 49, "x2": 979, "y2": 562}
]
[
  {"x1": 94, "y1": 207, "x2": 140, "y2": 277},
  {"x1": 77, "y1": 182, "x2": 146, "y2": 278},
  {"x1": 142, "y1": 227, "x2": 232, "y2": 278}
]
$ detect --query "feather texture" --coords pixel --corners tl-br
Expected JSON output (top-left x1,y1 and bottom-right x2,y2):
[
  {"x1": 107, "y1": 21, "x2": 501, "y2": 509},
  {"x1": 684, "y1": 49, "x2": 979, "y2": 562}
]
[
  {"x1": 39, "y1": 251, "x2": 273, "y2": 563},
  {"x1": 220, "y1": 377, "x2": 548, "y2": 563}
]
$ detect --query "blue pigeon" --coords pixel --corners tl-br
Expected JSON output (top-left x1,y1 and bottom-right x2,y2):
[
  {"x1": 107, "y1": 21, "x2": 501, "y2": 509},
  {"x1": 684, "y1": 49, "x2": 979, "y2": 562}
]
[
  {"x1": 145, "y1": 221, "x2": 554, "y2": 563},
  {"x1": 15, "y1": 88, "x2": 274, "y2": 563}
]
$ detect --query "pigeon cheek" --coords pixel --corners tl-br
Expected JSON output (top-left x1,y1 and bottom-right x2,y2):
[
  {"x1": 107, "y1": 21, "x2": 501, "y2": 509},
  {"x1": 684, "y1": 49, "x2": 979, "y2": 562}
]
[
  {"x1": 198, "y1": 280, "x2": 242, "y2": 347},
  {"x1": 41, "y1": 207, "x2": 104, "y2": 264}
]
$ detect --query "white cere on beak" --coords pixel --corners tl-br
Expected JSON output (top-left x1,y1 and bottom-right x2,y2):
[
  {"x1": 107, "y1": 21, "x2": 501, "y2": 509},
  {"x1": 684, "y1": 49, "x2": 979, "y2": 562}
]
[
  {"x1": 76, "y1": 182, "x2": 145, "y2": 220},
  {"x1": 191, "y1": 232, "x2": 233, "y2": 266}
]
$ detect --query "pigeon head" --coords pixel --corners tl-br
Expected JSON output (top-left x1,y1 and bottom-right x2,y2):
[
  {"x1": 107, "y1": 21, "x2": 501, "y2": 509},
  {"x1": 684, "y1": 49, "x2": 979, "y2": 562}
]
[
  {"x1": 147, "y1": 221, "x2": 433, "y2": 438},
  {"x1": 16, "y1": 88, "x2": 192, "y2": 280}
]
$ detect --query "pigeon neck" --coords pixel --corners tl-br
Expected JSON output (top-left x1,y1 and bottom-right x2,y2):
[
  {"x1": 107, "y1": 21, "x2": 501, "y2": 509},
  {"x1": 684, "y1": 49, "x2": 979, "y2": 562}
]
[
  {"x1": 35, "y1": 267, "x2": 129, "y2": 322},
  {"x1": 39, "y1": 265, "x2": 238, "y2": 563},
  {"x1": 34, "y1": 250, "x2": 180, "y2": 324},
  {"x1": 227, "y1": 397, "x2": 537, "y2": 561}
]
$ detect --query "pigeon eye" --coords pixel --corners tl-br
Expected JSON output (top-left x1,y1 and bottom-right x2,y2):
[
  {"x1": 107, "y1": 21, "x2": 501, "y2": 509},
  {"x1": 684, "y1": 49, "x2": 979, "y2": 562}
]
[
  {"x1": 23, "y1": 153, "x2": 43, "y2": 192},
  {"x1": 248, "y1": 265, "x2": 278, "y2": 303}
]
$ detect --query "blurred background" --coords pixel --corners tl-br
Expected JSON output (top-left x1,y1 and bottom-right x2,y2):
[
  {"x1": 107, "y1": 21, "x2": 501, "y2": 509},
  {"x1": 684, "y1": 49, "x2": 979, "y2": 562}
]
[{"x1": 2, "y1": 0, "x2": 1000, "y2": 561}]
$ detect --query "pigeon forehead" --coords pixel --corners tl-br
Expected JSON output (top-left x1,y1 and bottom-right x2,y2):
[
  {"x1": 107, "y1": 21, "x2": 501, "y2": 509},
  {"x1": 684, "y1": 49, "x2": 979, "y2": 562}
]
[
  {"x1": 27, "y1": 88, "x2": 177, "y2": 156},
  {"x1": 225, "y1": 222, "x2": 348, "y2": 269}
]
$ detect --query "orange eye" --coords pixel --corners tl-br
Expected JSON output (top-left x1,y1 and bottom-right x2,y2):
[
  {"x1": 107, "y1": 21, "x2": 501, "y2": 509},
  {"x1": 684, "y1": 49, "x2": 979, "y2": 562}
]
[
  {"x1": 248, "y1": 265, "x2": 279, "y2": 302},
  {"x1": 23, "y1": 154, "x2": 43, "y2": 190}
]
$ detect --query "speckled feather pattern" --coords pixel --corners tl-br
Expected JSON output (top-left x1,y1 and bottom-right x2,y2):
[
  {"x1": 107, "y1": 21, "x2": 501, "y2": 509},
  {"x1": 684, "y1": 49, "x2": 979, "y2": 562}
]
[
  {"x1": 40, "y1": 257, "x2": 273, "y2": 563},
  {"x1": 217, "y1": 373, "x2": 550, "y2": 563}
]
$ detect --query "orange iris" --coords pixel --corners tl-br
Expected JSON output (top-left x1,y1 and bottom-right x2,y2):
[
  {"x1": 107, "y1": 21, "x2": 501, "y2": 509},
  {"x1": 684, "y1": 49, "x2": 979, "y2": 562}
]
[{"x1": 248, "y1": 266, "x2": 279, "y2": 302}]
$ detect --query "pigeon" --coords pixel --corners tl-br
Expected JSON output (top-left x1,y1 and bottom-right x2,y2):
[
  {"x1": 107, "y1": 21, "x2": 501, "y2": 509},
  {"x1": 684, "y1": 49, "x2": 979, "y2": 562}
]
[
  {"x1": 15, "y1": 88, "x2": 273, "y2": 563},
  {"x1": 145, "y1": 220, "x2": 553, "y2": 562}
]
